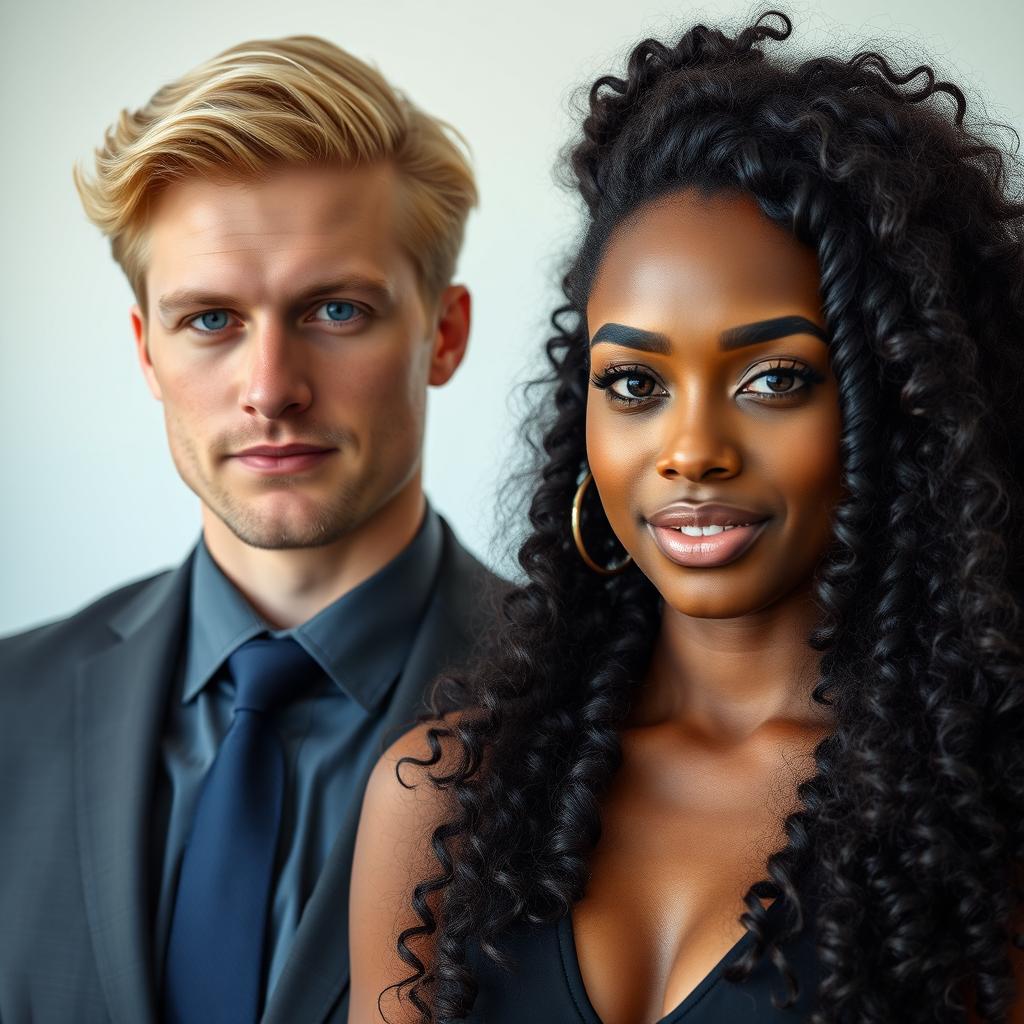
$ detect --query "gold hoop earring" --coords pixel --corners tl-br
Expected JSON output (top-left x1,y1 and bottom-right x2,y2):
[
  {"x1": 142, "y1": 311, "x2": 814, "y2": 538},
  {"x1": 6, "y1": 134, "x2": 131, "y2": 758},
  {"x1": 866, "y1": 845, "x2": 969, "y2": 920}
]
[{"x1": 571, "y1": 470, "x2": 633, "y2": 576}]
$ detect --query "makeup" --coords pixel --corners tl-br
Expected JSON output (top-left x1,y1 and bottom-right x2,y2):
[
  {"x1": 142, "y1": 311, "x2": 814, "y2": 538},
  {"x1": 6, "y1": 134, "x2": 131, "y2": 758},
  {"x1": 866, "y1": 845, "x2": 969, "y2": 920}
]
[
  {"x1": 645, "y1": 503, "x2": 772, "y2": 568},
  {"x1": 647, "y1": 519, "x2": 770, "y2": 567},
  {"x1": 584, "y1": 189, "x2": 842, "y2": 611}
]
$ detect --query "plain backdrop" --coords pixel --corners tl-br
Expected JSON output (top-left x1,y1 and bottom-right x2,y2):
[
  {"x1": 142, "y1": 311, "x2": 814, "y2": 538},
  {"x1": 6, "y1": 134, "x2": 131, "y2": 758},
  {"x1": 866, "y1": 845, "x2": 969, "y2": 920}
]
[{"x1": 1, "y1": 0, "x2": 1021, "y2": 635}]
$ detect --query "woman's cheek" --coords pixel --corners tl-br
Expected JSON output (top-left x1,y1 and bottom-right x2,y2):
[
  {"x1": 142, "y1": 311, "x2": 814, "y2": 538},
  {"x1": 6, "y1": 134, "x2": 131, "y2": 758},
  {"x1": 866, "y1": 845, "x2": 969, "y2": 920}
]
[{"x1": 587, "y1": 411, "x2": 651, "y2": 545}]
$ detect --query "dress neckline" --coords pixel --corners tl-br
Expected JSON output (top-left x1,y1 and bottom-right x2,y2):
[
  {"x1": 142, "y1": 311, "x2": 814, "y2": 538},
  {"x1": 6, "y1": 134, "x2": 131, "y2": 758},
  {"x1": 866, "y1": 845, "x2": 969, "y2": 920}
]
[{"x1": 556, "y1": 895, "x2": 787, "y2": 1024}]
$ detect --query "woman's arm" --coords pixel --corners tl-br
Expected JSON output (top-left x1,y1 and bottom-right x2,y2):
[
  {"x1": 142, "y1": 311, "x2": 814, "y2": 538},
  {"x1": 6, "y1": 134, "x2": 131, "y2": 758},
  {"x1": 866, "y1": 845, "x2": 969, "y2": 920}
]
[{"x1": 348, "y1": 722, "x2": 453, "y2": 1024}]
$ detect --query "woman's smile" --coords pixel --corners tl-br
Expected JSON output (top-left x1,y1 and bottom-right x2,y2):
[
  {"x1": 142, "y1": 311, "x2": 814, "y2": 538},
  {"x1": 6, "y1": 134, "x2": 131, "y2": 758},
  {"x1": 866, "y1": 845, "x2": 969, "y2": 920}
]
[
  {"x1": 647, "y1": 518, "x2": 771, "y2": 567},
  {"x1": 644, "y1": 500, "x2": 774, "y2": 567}
]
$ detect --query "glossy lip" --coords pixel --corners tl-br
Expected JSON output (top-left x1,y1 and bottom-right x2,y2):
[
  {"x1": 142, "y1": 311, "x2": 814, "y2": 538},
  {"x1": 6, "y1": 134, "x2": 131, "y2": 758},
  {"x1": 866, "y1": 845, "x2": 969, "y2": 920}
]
[
  {"x1": 647, "y1": 519, "x2": 771, "y2": 568},
  {"x1": 231, "y1": 443, "x2": 335, "y2": 475},
  {"x1": 646, "y1": 502, "x2": 772, "y2": 529},
  {"x1": 645, "y1": 501, "x2": 773, "y2": 569}
]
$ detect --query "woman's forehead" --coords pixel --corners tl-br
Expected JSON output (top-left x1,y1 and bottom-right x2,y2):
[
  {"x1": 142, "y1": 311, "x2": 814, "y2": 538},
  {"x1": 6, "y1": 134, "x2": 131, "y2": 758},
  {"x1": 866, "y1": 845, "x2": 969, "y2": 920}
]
[{"x1": 588, "y1": 191, "x2": 824, "y2": 339}]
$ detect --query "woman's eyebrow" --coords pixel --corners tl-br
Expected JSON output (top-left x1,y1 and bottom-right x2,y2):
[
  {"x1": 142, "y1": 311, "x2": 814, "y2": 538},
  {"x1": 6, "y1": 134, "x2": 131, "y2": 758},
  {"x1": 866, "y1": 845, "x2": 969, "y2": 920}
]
[
  {"x1": 720, "y1": 315, "x2": 828, "y2": 349},
  {"x1": 590, "y1": 315, "x2": 827, "y2": 353},
  {"x1": 589, "y1": 322, "x2": 671, "y2": 353}
]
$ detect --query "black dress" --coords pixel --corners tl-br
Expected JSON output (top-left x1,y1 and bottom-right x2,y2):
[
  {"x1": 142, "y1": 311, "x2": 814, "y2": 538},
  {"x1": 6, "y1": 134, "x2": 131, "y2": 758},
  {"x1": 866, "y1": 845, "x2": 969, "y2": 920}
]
[{"x1": 463, "y1": 890, "x2": 820, "y2": 1022}]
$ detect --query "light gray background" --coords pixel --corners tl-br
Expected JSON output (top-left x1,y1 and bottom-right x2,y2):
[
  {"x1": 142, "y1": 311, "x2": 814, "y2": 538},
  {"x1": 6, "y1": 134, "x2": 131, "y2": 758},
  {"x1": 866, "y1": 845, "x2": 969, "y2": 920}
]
[{"x1": 1, "y1": 0, "x2": 1021, "y2": 635}]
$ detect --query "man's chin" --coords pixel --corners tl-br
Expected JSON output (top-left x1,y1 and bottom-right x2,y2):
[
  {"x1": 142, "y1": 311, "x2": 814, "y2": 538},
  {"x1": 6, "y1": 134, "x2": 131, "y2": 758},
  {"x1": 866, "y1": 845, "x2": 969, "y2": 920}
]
[
  {"x1": 214, "y1": 505, "x2": 360, "y2": 551},
  {"x1": 229, "y1": 527, "x2": 343, "y2": 551}
]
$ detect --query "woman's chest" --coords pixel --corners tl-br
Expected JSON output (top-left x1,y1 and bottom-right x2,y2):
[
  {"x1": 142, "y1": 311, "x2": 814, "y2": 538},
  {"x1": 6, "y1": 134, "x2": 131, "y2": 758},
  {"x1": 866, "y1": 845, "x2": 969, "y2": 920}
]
[{"x1": 570, "y1": 728, "x2": 810, "y2": 1023}]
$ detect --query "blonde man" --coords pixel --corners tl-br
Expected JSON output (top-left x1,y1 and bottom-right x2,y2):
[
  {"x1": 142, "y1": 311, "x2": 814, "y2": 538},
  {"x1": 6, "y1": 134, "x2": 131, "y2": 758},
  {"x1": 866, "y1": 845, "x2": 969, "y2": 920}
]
[{"x1": 0, "y1": 37, "x2": 502, "y2": 1024}]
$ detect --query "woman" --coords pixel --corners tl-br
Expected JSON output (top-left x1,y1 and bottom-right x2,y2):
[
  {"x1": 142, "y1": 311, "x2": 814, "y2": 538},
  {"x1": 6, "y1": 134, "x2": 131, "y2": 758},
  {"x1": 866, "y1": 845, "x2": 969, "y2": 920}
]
[{"x1": 349, "y1": 10, "x2": 1024, "y2": 1023}]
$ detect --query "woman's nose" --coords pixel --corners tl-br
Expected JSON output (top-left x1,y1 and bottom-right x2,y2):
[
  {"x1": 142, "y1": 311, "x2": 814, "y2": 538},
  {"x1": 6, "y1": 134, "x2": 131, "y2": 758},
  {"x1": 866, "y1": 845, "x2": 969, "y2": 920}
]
[{"x1": 654, "y1": 400, "x2": 741, "y2": 482}]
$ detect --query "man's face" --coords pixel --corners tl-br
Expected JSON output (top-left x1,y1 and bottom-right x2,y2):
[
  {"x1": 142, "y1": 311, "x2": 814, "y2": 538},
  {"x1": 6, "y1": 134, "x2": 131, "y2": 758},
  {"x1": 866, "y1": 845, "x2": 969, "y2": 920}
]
[{"x1": 133, "y1": 163, "x2": 462, "y2": 550}]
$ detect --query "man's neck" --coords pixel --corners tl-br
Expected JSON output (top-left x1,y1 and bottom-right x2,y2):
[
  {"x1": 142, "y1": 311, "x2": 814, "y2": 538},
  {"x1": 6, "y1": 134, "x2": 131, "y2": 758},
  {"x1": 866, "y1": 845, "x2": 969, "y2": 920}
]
[{"x1": 200, "y1": 481, "x2": 427, "y2": 630}]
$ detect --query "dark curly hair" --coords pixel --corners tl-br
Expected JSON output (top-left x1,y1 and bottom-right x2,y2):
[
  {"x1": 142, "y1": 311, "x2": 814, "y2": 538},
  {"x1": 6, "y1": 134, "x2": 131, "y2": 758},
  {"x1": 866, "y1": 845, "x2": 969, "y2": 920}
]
[{"x1": 388, "y1": 10, "x2": 1024, "y2": 1023}]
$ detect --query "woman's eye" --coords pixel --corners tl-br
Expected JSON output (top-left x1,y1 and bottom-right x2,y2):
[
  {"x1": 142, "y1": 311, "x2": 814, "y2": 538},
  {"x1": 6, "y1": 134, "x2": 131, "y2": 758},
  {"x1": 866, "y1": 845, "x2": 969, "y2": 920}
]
[
  {"x1": 740, "y1": 364, "x2": 819, "y2": 399},
  {"x1": 746, "y1": 371, "x2": 802, "y2": 395},
  {"x1": 311, "y1": 300, "x2": 362, "y2": 325},
  {"x1": 610, "y1": 373, "x2": 659, "y2": 400},
  {"x1": 591, "y1": 365, "x2": 667, "y2": 406},
  {"x1": 190, "y1": 309, "x2": 233, "y2": 333}
]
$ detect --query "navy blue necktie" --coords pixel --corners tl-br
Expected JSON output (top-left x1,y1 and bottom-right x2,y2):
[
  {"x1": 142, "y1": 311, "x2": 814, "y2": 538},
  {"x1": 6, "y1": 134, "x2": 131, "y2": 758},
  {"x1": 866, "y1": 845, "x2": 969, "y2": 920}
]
[{"x1": 162, "y1": 636, "x2": 324, "y2": 1024}]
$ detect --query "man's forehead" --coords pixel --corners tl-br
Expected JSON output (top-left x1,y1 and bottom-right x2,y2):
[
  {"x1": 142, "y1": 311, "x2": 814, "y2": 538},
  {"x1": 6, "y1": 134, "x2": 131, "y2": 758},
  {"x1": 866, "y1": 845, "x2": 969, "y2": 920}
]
[
  {"x1": 144, "y1": 165, "x2": 412, "y2": 311},
  {"x1": 148, "y1": 164, "x2": 400, "y2": 249},
  {"x1": 149, "y1": 237, "x2": 398, "y2": 307},
  {"x1": 166, "y1": 235, "x2": 369, "y2": 263}
]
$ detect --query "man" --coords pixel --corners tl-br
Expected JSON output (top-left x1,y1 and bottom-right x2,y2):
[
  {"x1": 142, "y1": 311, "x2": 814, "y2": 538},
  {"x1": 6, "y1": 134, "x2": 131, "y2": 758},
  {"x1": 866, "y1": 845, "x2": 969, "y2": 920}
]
[{"x1": 0, "y1": 35, "x2": 502, "y2": 1024}]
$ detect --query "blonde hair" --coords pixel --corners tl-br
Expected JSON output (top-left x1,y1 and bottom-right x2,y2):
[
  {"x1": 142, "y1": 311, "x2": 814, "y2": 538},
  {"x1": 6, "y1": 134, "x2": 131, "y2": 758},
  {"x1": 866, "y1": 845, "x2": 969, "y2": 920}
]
[{"x1": 73, "y1": 36, "x2": 478, "y2": 313}]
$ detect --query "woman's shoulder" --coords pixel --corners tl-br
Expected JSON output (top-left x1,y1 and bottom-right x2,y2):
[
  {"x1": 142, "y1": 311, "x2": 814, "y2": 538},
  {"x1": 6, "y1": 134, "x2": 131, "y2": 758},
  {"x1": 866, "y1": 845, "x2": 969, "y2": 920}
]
[
  {"x1": 350, "y1": 715, "x2": 470, "y2": 1022},
  {"x1": 361, "y1": 714, "x2": 467, "y2": 833}
]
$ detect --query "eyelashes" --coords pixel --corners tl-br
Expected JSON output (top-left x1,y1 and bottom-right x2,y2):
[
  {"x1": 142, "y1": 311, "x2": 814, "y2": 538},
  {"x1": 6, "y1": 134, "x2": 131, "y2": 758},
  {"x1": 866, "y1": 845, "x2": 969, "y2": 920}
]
[
  {"x1": 590, "y1": 359, "x2": 826, "y2": 408},
  {"x1": 590, "y1": 365, "x2": 668, "y2": 405}
]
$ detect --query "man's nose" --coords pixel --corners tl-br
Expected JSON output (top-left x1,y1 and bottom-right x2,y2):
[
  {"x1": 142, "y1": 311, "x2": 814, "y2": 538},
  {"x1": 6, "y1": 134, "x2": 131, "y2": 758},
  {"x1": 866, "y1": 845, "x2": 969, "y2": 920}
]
[
  {"x1": 239, "y1": 321, "x2": 313, "y2": 420},
  {"x1": 654, "y1": 391, "x2": 741, "y2": 482}
]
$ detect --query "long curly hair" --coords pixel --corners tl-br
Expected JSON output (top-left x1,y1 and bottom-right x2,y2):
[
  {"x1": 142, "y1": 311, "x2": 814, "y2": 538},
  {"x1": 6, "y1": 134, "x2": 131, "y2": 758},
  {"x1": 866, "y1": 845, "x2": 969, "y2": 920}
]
[{"x1": 389, "y1": 10, "x2": 1024, "y2": 1023}]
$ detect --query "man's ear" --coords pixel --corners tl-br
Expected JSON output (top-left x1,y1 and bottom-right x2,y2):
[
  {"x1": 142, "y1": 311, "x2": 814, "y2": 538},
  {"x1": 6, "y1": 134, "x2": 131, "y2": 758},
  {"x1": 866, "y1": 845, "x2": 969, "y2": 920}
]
[
  {"x1": 428, "y1": 285, "x2": 471, "y2": 387},
  {"x1": 131, "y1": 304, "x2": 163, "y2": 401}
]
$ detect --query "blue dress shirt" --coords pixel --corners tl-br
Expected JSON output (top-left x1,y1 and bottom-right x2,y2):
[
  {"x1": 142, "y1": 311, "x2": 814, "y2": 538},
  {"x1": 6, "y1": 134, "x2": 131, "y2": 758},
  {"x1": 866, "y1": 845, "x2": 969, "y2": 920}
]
[{"x1": 150, "y1": 506, "x2": 443, "y2": 1005}]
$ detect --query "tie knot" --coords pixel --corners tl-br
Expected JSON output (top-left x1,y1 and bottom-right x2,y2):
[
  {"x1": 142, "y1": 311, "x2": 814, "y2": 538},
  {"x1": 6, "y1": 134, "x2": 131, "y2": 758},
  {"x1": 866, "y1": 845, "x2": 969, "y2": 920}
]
[{"x1": 226, "y1": 636, "x2": 323, "y2": 715}]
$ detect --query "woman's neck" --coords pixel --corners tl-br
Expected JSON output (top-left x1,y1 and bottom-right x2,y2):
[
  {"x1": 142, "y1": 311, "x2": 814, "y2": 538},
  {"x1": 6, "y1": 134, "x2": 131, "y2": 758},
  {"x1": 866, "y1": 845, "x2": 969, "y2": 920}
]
[{"x1": 628, "y1": 582, "x2": 835, "y2": 743}]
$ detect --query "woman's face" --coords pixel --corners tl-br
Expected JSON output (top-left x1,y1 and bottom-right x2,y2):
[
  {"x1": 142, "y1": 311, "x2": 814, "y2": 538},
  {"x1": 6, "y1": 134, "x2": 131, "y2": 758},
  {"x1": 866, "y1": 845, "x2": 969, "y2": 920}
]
[{"x1": 585, "y1": 189, "x2": 843, "y2": 619}]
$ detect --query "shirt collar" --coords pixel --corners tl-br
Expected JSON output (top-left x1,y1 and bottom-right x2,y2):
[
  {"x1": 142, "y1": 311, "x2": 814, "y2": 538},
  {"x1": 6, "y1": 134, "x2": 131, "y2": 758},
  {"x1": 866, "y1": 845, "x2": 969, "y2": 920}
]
[
  {"x1": 182, "y1": 504, "x2": 444, "y2": 713},
  {"x1": 182, "y1": 545, "x2": 266, "y2": 704}
]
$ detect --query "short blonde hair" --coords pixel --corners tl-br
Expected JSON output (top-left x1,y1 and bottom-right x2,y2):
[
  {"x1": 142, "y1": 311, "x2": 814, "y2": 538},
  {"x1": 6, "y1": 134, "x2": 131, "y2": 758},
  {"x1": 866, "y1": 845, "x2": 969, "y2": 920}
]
[{"x1": 74, "y1": 36, "x2": 478, "y2": 312}]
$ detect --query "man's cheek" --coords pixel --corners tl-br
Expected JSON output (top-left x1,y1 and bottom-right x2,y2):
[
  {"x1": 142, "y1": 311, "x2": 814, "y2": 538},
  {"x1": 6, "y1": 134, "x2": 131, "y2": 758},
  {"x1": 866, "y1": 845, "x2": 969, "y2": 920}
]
[
  {"x1": 200, "y1": 363, "x2": 264, "y2": 421},
  {"x1": 333, "y1": 351, "x2": 417, "y2": 404}
]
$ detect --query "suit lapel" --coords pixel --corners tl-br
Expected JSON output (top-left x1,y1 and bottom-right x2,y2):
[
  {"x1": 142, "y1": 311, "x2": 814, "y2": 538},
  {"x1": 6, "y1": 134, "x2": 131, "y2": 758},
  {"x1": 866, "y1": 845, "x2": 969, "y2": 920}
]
[
  {"x1": 262, "y1": 523, "x2": 480, "y2": 1024},
  {"x1": 75, "y1": 556, "x2": 194, "y2": 1024}
]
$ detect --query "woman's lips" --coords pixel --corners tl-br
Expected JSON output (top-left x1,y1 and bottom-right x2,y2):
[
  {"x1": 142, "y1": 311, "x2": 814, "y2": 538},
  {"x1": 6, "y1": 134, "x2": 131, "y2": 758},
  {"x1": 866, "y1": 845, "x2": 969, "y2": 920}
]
[{"x1": 647, "y1": 519, "x2": 770, "y2": 568}]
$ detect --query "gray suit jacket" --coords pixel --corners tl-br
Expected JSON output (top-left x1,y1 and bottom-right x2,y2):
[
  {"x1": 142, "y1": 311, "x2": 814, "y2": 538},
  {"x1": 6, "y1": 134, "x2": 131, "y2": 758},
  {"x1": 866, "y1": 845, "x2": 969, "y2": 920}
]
[{"x1": 0, "y1": 520, "x2": 503, "y2": 1024}]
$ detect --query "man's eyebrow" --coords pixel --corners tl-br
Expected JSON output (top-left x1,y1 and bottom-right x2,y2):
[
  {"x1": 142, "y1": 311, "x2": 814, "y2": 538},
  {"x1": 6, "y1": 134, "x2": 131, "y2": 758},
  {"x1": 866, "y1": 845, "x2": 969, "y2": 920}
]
[
  {"x1": 719, "y1": 315, "x2": 828, "y2": 350},
  {"x1": 589, "y1": 322, "x2": 671, "y2": 354},
  {"x1": 156, "y1": 276, "x2": 395, "y2": 318}
]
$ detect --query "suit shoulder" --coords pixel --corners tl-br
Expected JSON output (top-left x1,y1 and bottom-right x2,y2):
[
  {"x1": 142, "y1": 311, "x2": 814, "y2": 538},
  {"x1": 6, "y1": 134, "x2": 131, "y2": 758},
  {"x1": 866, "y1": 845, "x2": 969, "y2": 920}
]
[
  {"x1": 0, "y1": 568, "x2": 176, "y2": 671},
  {"x1": 448, "y1": 528, "x2": 509, "y2": 593},
  {"x1": 436, "y1": 519, "x2": 511, "y2": 626}
]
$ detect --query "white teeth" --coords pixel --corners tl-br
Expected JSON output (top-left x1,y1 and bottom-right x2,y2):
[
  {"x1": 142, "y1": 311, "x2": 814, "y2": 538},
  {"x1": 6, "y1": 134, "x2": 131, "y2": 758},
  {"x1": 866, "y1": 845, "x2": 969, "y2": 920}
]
[{"x1": 679, "y1": 523, "x2": 750, "y2": 536}]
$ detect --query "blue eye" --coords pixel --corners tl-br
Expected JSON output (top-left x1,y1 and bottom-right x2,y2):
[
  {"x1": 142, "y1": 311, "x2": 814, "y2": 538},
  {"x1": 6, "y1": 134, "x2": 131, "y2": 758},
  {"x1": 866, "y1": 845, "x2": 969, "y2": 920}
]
[
  {"x1": 315, "y1": 301, "x2": 360, "y2": 323},
  {"x1": 192, "y1": 310, "x2": 231, "y2": 332}
]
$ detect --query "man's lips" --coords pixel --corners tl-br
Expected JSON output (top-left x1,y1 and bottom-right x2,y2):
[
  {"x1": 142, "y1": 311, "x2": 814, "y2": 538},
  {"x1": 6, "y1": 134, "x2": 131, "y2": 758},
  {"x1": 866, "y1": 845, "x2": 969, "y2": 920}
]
[
  {"x1": 235, "y1": 444, "x2": 334, "y2": 458},
  {"x1": 231, "y1": 444, "x2": 335, "y2": 474}
]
